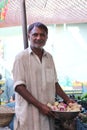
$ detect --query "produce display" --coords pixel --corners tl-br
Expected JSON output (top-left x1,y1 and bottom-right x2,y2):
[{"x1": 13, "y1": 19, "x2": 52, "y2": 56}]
[
  {"x1": 78, "y1": 112, "x2": 87, "y2": 123},
  {"x1": 47, "y1": 101, "x2": 81, "y2": 112}
]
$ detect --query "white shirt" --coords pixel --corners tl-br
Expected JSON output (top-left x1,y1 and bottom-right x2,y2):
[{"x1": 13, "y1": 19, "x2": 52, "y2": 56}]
[{"x1": 13, "y1": 47, "x2": 58, "y2": 130}]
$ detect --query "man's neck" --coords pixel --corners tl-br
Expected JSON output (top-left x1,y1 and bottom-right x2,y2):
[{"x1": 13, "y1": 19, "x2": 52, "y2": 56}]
[
  {"x1": 31, "y1": 46, "x2": 43, "y2": 54},
  {"x1": 31, "y1": 46, "x2": 44, "y2": 61}
]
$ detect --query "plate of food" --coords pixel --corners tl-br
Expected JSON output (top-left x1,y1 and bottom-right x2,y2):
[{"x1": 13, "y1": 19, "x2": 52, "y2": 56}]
[{"x1": 47, "y1": 101, "x2": 81, "y2": 120}]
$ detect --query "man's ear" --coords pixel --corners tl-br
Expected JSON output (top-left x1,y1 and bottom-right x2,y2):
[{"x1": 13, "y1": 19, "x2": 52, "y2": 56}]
[{"x1": 27, "y1": 33, "x2": 30, "y2": 40}]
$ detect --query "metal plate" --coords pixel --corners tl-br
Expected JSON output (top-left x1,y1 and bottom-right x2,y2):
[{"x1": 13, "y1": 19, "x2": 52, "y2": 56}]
[{"x1": 52, "y1": 111, "x2": 80, "y2": 120}]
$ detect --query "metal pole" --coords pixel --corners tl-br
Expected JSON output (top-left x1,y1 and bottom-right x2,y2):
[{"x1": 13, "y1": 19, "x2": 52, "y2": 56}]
[{"x1": 21, "y1": 0, "x2": 28, "y2": 49}]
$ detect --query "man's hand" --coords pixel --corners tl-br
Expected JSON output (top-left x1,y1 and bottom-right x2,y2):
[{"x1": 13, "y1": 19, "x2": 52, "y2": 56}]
[
  {"x1": 66, "y1": 98, "x2": 75, "y2": 105},
  {"x1": 39, "y1": 104, "x2": 55, "y2": 118}
]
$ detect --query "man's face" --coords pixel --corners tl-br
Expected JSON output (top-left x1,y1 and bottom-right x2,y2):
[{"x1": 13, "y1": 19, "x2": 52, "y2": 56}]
[{"x1": 28, "y1": 26, "x2": 48, "y2": 48}]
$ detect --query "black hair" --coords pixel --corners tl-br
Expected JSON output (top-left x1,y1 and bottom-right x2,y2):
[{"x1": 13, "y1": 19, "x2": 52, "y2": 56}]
[{"x1": 27, "y1": 22, "x2": 48, "y2": 35}]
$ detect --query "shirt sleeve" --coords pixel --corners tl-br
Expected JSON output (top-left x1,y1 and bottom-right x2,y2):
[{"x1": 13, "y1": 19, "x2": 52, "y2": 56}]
[
  {"x1": 49, "y1": 53, "x2": 58, "y2": 83},
  {"x1": 53, "y1": 60, "x2": 58, "y2": 83},
  {"x1": 12, "y1": 55, "x2": 26, "y2": 90}
]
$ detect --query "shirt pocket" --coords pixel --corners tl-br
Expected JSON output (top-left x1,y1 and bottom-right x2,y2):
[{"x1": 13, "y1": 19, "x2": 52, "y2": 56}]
[{"x1": 46, "y1": 68, "x2": 54, "y2": 83}]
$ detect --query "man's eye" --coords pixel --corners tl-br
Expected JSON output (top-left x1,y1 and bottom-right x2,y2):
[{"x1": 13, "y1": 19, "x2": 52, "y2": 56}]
[
  {"x1": 32, "y1": 33, "x2": 46, "y2": 37},
  {"x1": 33, "y1": 34, "x2": 38, "y2": 37},
  {"x1": 40, "y1": 34, "x2": 45, "y2": 37}
]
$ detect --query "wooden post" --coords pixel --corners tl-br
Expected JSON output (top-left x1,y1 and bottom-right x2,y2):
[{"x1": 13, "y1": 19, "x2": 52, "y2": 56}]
[{"x1": 21, "y1": 0, "x2": 28, "y2": 49}]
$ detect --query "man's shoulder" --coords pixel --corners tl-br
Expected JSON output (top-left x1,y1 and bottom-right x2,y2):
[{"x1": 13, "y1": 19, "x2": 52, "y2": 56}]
[
  {"x1": 15, "y1": 48, "x2": 29, "y2": 60},
  {"x1": 45, "y1": 50, "x2": 53, "y2": 58}
]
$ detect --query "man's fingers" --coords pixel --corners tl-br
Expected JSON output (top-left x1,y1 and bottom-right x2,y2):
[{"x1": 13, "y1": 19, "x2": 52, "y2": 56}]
[{"x1": 48, "y1": 111, "x2": 56, "y2": 118}]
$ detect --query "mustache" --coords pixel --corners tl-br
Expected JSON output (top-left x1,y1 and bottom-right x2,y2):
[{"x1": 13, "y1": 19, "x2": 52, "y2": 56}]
[{"x1": 35, "y1": 40, "x2": 45, "y2": 44}]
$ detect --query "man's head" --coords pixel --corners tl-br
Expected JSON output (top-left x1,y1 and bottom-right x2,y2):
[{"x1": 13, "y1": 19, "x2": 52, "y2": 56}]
[{"x1": 27, "y1": 22, "x2": 48, "y2": 49}]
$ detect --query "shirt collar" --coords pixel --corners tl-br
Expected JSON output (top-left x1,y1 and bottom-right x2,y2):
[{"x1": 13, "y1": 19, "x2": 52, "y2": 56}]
[
  {"x1": 27, "y1": 46, "x2": 48, "y2": 57},
  {"x1": 28, "y1": 46, "x2": 33, "y2": 54}
]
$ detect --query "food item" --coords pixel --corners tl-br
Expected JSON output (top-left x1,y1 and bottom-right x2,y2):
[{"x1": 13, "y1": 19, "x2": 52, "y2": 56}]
[
  {"x1": 0, "y1": 106, "x2": 15, "y2": 113},
  {"x1": 47, "y1": 101, "x2": 81, "y2": 112},
  {"x1": 67, "y1": 102, "x2": 81, "y2": 112}
]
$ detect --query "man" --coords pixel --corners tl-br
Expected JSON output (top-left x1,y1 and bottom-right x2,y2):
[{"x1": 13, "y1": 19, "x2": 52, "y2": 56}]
[{"x1": 12, "y1": 22, "x2": 74, "y2": 130}]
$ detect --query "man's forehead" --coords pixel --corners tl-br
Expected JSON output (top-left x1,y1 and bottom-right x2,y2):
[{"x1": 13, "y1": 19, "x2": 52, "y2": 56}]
[{"x1": 30, "y1": 26, "x2": 46, "y2": 34}]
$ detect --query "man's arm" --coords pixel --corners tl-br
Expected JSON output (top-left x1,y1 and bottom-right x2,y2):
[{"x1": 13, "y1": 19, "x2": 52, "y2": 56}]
[
  {"x1": 15, "y1": 84, "x2": 54, "y2": 117},
  {"x1": 55, "y1": 82, "x2": 74, "y2": 104}
]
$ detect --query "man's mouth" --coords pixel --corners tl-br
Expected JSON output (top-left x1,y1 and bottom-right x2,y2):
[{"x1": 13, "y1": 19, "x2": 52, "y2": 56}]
[{"x1": 35, "y1": 40, "x2": 44, "y2": 44}]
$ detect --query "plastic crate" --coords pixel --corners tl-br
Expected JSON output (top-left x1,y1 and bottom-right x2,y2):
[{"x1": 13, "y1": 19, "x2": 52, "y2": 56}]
[{"x1": 77, "y1": 119, "x2": 87, "y2": 130}]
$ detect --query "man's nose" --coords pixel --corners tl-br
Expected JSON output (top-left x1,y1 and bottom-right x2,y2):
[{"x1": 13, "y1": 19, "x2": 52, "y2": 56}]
[{"x1": 36, "y1": 34, "x2": 41, "y2": 39}]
